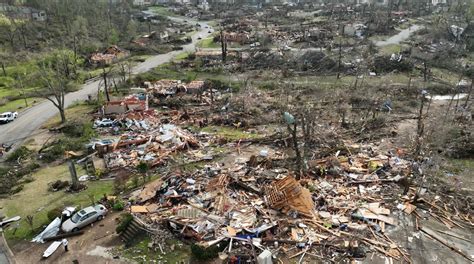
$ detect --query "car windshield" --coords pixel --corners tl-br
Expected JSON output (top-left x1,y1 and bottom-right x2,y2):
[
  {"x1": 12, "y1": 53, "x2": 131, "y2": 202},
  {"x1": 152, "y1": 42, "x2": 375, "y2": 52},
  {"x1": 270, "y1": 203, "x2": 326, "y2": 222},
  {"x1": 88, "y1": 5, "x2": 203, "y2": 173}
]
[{"x1": 71, "y1": 210, "x2": 86, "y2": 223}]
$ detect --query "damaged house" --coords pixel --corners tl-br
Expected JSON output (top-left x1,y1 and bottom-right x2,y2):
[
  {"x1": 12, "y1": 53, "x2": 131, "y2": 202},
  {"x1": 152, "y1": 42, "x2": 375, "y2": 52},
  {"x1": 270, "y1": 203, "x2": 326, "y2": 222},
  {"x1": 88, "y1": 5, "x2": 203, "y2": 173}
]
[{"x1": 90, "y1": 45, "x2": 130, "y2": 65}]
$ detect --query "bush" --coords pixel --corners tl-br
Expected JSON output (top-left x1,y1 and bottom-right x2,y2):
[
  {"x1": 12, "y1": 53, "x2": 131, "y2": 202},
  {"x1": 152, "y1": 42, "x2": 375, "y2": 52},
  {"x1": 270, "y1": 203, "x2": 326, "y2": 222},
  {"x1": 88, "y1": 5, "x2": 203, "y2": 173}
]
[
  {"x1": 190, "y1": 243, "x2": 225, "y2": 261},
  {"x1": 6, "y1": 146, "x2": 33, "y2": 162},
  {"x1": 40, "y1": 137, "x2": 88, "y2": 162},
  {"x1": 61, "y1": 121, "x2": 96, "y2": 139},
  {"x1": 0, "y1": 162, "x2": 40, "y2": 195},
  {"x1": 113, "y1": 200, "x2": 125, "y2": 211},
  {"x1": 47, "y1": 207, "x2": 64, "y2": 221},
  {"x1": 372, "y1": 56, "x2": 413, "y2": 73},
  {"x1": 116, "y1": 213, "x2": 133, "y2": 234}
]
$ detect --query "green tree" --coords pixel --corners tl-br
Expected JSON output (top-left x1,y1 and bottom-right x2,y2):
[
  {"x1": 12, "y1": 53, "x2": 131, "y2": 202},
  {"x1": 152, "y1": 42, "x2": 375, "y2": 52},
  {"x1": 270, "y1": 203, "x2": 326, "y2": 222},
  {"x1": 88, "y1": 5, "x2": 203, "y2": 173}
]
[
  {"x1": 108, "y1": 28, "x2": 119, "y2": 45},
  {"x1": 70, "y1": 16, "x2": 89, "y2": 61},
  {"x1": 125, "y1": 20, "x2": 138, "y2": 42}
]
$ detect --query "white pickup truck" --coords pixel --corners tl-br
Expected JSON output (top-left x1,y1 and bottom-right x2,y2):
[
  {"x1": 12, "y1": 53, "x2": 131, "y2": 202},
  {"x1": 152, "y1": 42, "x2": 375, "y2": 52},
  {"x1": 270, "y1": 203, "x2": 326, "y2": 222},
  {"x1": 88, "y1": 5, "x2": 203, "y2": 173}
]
[{"x1": 0, "y1": 112, "x2": 18, "y2": 124}]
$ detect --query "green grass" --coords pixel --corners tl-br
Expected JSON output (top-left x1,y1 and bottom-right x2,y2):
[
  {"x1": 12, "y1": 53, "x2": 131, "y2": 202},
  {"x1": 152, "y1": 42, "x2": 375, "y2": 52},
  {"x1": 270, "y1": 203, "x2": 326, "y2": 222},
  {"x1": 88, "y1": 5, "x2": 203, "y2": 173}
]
[
  {"x1": 151, "y1": 6, "x2": 174, "y2": 16},
  {"x1": 174, "y1": 52, "x2": 190, "y2": 61},
  {"x1": 0, "y1": 164, "x2": 113, "y2": 242},
  {"x1": 120, "y1": 236, "x2": 191, "y2": 263},
  {"x1": 379, "y1": 44, "x2": 402, "y2": 55},
  {"x1": 42, "y1": 103, "x2": 96, "y2": 128},
  {"x1": 0, "y1": 97, "x2": 41, "y2": 113},
  {"x1": 201, "y1": 125, "x2": 261, "y2": 141},
  {"x1": 196, "y1": 37, "x2": 220, "y2": 49}
]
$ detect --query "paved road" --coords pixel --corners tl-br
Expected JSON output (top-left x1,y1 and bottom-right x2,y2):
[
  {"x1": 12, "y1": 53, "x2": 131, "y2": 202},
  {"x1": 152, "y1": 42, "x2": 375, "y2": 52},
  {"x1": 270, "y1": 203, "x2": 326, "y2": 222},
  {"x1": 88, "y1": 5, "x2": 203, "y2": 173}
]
[{"x1": 0, "y1": 18, "x2": 211, "y2": 149}]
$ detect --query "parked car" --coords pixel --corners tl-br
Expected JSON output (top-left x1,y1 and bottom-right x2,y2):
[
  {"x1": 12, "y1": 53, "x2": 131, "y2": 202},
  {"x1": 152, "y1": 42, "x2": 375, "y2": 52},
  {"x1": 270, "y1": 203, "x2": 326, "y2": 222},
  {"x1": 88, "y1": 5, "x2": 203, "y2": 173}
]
[
  {"x1": 0, "y1": 112, "x2": 18, "y2": 124},
  {"x1": 61, "y1": 204, "x2": 107, "y2": 232},
  {"x1": 93, "y1": 118, "x2": 117, "y2": 128}
]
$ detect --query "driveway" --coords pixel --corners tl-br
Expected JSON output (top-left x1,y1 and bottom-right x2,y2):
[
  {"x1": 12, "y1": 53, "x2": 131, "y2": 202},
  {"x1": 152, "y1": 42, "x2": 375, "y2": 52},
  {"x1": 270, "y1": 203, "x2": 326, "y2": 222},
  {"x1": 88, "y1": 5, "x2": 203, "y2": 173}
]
[
  {"x1": 13, "y1": 212, "x2": 127, "y2": 264},
  {"x1": 0, "y1": 17, "x2": 212, "y2": 150}
]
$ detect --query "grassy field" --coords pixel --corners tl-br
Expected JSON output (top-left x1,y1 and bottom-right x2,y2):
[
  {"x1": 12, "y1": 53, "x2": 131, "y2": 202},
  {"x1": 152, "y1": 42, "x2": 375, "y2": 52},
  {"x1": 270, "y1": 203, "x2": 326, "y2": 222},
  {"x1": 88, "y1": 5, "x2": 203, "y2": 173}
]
[
  {"x1": 0, "y1": 164, "x2": 114, "y2": 242},
  {"x1": 151, "y1": 6, "x2": 174, "y2": 17},
  {"x1": 42, "y1": 103, "x2": 96, "y2": 129},
  {"x1": 201, "y1": 125, "x2": 261, "y2": 141},
  {"x1": 379, "y1": 44, "x2": 402, "y2": 55},
  {"x1": 120, "y1": 236, "x2": 191, "y2": 263},
  {"x1": 197, "y1": 37, "x2": 220, "y2": 49},
  {"x1": 174, "y1": 52, "x2": 190, "y2": 61},
  {"x1": 0, "y1": 97, "x2": 41, "y2": 113}
]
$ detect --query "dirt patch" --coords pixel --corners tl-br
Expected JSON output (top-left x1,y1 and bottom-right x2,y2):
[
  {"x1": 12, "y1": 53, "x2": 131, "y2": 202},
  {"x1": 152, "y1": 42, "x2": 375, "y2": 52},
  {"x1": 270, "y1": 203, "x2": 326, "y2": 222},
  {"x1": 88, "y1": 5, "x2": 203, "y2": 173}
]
[{"x1": 13, "y1": 212, "x2": 127, "y2": 264}]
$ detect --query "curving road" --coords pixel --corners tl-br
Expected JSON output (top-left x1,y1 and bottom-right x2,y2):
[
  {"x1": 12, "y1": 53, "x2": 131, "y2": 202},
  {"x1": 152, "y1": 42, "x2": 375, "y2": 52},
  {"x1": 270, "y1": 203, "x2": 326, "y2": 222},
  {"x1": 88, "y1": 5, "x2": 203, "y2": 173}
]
[{"x1": 0, "y1": 18, "x2": 211, "y2": 150}]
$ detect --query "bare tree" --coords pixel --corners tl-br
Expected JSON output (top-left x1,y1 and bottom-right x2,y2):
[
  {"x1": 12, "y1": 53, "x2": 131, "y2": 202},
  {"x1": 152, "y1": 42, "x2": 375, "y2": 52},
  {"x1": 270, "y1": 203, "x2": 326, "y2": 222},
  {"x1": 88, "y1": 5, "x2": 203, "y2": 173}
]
[{"x1": 35, "y1": 52, "x2": 77, "y2": 123}]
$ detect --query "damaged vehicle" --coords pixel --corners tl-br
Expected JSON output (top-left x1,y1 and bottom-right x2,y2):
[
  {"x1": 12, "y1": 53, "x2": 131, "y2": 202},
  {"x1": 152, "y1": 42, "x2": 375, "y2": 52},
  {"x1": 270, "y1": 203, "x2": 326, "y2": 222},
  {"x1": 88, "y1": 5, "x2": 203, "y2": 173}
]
[
  {"x1": 61, "y1": 204, "x2": 107, "y2": 232},
  {"x1": 93, "y1": 118, "x2": 118, "y2": 128}
]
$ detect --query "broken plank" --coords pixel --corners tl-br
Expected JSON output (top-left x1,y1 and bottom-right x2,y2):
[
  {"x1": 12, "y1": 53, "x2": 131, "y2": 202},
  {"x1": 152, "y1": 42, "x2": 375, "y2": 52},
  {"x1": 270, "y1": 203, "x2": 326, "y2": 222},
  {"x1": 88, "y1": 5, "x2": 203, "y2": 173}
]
[{"x1": 420, "y1": 226, "x2": 473, "y2": 262}]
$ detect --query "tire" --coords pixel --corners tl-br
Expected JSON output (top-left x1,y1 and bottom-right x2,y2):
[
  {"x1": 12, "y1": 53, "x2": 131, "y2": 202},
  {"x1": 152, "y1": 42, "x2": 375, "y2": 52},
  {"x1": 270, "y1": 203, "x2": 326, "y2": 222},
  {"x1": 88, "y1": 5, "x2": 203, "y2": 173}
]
[
  {"x1": 97, "y1": 215, "x2": 104, "y2": 221},
  {"x1": 72, "y1": 227, "x2": 79, "y2": 232}
]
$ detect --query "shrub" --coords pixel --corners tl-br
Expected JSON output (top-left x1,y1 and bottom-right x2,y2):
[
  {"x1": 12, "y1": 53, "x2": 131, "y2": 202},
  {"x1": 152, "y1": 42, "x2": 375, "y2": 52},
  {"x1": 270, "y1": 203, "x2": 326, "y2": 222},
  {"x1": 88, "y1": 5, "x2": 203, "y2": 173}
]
[
  {"x1": 47, "y1": 206, "x2": 64, "y2": 221},
  {"x1": 190, "y1": 243, "x2": 225, "y2": 261},
  {"x1": 136, "y1": 162, "x2": 149, "y2": 174},
  {"x1": 113, "y1": 200, "x2": 125, "y2": 211},
  {"x1": 61, "y1": 121, "x2": 96, "y2": 139},
  {"x1": 116, "y1": 213, "x2": 133, "y2": 233},
  {"x1": 6, "y1": 146, "x2": 33, "y2": 162}
]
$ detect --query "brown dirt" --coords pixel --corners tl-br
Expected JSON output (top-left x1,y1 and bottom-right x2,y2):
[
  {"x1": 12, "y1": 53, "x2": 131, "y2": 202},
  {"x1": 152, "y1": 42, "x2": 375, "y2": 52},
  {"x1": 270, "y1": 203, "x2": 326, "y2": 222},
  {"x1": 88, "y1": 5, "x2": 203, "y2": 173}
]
[{"x1": 12, "y1": 212, "x2": 129, "y2": 264}]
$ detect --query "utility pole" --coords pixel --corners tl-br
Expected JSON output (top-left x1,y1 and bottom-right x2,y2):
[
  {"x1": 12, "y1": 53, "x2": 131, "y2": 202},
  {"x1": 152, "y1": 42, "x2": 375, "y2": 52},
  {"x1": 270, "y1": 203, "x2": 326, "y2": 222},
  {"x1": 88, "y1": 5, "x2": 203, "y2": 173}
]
[{"x1": 68, "y1": 160, "x2": 79, "y2": 190}]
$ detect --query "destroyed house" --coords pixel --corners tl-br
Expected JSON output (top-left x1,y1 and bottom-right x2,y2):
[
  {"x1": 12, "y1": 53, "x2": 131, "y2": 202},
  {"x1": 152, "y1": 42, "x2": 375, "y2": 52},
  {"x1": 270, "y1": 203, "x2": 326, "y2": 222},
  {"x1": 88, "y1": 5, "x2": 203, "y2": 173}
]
[
  {"x1": 182, "y1": 80, "x2": 205, "y2": 94},
  {"x1": 132, "y1": 31, "x2": 170, "y2": 46},
  {"x1": 145, "y1": 80, "x2": 183, "y2": 96},
  {"x1": 103, "y1": 95, "x2": 148, "y2": 115},
  {"x1": 146, "y1": 80, "x2": 206, "y2": 96},
  {"x1": 222, "y1": 32, "x2": 251, "y2": 44},
  {"x1": 90, "y1": 45, "x2": 130, "y2": 65}
]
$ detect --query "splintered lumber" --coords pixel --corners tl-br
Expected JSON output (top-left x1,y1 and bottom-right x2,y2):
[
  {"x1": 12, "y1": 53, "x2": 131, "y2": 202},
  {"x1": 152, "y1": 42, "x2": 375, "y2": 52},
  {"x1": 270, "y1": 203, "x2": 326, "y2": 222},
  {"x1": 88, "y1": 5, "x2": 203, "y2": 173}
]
[
  {"x1": 131, "y1": 205, "x2": 149, "y2": 213},
  {"x1": 137, "y1": 178, "x2": 164, "y2": 203},
  {"x1": 264, "y1": 176, "x2": 315, "y2": 218},
  {"x1": 420, "y1": 226, "x2": 473, "y2": 262}
]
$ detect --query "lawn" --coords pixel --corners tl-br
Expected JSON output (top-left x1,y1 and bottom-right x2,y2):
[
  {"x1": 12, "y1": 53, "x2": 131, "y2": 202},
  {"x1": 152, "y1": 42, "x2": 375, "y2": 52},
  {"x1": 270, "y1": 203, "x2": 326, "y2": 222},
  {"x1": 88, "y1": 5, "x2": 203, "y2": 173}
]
[
  {"x1": 201, "y1": 125, "x2": 261, "y2": 141},
  {"x1": 120, "y1": 236, "x2": 191, "y2": 263},
  {"x1": 174, "y1": 52, "x2": 190, "y2": 61},
  {"x1": 0, "y1": 97, "x2": 41, "y2": 113},
  {"x1": 197, "y1": 37, "x2": 220, "y2": 49},
  {"x1": 379, "y1": 44, "x2": 402, "y2": 55},
  {"x1": 42, "y1": 103, "x2": 96, "y2": 129},
  {"x1": 0, "y1": 164, "x2": 114, "y2": 242},
  {"x1": 151, "y1": 6, "x2": 174, "y2": 17}
]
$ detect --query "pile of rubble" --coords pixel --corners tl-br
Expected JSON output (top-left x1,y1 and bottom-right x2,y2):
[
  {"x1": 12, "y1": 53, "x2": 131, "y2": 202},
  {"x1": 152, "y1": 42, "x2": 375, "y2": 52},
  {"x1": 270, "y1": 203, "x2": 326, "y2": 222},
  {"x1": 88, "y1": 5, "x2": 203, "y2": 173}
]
[
  {"x1": 104, "y1": 124, "x2": 200, "y2": 169},
  {"x1": 144, "y1": 80, "x2": 206, "y2": 97},
  {"x1": 122, "y1": 142, "x2": 468, "y2": 262}
]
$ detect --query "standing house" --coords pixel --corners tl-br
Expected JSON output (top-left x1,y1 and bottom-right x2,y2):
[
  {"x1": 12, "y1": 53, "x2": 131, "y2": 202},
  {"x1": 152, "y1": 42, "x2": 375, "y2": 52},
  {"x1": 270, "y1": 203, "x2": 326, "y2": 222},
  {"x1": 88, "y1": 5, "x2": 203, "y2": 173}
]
[
  {"x1": 133, "y1": 0, "x2": 153, "y2": 6},
  {"x1": 431, "y1": 0, "x2": 447, "y2": 5},
  {"x1": 0, "y1": 4, "x2": 47, "y2": 21}
]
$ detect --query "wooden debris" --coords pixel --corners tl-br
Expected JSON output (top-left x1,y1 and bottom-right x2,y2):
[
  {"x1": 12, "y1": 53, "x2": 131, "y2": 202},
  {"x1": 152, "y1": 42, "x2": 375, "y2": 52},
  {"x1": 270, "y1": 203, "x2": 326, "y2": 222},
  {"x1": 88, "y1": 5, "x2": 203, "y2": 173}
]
[
  {"x1": 265, "y1": 176, "x2": 315, "y2": 218},
  {"x1": 420, "y1": 226, "x2": 473, "y2": 262}
]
